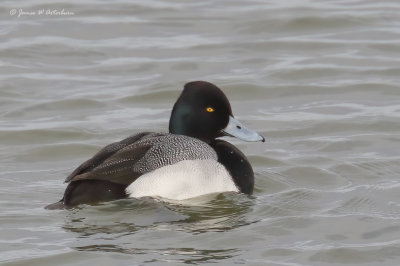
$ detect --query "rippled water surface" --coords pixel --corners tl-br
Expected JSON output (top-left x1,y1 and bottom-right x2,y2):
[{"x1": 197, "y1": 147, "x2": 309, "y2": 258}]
[{"x1": 1, "y1": 0, "x2": 400, "y2": 265}]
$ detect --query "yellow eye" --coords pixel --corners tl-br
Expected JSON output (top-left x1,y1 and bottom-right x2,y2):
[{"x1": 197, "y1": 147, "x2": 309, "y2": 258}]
[{"x1": 206, "y1": 107, "x2": 215, "y2": 112}]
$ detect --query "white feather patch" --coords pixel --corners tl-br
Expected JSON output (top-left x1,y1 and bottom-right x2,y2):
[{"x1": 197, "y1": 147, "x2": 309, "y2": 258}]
[{"x1": 126, "y1": 159, "x2": 238, "y2": 200}]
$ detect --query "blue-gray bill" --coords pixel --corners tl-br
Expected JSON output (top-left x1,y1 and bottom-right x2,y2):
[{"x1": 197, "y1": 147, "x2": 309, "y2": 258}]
[{"x1": 221, "y1": 116, "x2": 265, "y2": 142}]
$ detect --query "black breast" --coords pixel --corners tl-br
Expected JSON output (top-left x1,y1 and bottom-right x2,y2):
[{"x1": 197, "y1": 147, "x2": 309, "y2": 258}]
[{"x1": 211, "y1": 140, "x2": 254, "y2": 194}]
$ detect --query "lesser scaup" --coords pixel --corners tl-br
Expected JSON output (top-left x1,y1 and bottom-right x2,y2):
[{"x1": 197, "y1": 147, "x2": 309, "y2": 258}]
[{"x1": 46, "y1": 81, "x2": 264, "y2": 209}]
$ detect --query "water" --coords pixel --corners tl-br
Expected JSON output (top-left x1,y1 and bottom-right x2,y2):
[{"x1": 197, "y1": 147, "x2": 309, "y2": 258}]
[{"x1": 1, "y1": 0, "x2": 400, "y2": 265}]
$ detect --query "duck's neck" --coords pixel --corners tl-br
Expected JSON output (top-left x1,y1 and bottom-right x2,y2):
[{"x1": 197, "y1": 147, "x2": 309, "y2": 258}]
[{"x1": 169, "y1": 103, "x2": 190, "y2": 135}]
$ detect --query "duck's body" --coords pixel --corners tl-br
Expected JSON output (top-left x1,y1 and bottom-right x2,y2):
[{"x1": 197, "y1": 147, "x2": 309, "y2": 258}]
[{"x1": 46, "y1": 81, "x2": 264, "y2": 209}]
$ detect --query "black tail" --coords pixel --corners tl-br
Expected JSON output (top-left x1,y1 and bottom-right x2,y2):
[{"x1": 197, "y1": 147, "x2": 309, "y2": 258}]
[
  {"x1": 45, "y1": 180, "x2": 128, "y2": 210},
  {"x1": 45, "y1": 200, "x2": 66, "y2": 210}
]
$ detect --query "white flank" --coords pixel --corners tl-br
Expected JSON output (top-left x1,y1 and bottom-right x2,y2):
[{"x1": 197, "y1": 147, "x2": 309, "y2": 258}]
[{"x1": 126, "y1": 159, "x2": 238, "y2": 200}]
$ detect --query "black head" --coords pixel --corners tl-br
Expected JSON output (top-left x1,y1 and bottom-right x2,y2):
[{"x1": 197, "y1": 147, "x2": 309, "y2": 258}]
[
  {"x1": 169, "y1": 81, "x2": 265, "y2": 143},
  {"x1": 169, "y1": 81, "x2": 232, "y2": 143}
]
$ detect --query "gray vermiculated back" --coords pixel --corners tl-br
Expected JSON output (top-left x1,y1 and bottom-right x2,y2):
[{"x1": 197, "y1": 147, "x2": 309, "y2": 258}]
[
  {"x1": 132, "y1": 134, "x2": 218, "y2": 174},
  {"x1": 67, "y1": 133, "x2": 217, "y2": 185}
]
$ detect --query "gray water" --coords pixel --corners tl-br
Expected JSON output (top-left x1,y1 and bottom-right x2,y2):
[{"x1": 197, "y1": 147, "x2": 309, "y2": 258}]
[{"x1": 1, "y1": 0, "x2": 400, "y2": 265}]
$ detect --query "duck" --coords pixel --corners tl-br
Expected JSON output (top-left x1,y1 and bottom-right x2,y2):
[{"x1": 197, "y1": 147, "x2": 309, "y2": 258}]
[{"x1": 45, "y1": 81, "x2": 264, "y2": 209}]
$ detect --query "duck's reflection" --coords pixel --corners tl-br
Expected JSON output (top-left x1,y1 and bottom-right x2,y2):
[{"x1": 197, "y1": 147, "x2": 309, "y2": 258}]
[
  {"x1": 76, "y1": 245, "x2": 238, "y2": 264},
  {"x1": 63, "y1": 192, "x2": 256, "y2": 236},
  {"x1": 62, "y1": 193, "x2": 255, "y2": 263}
]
